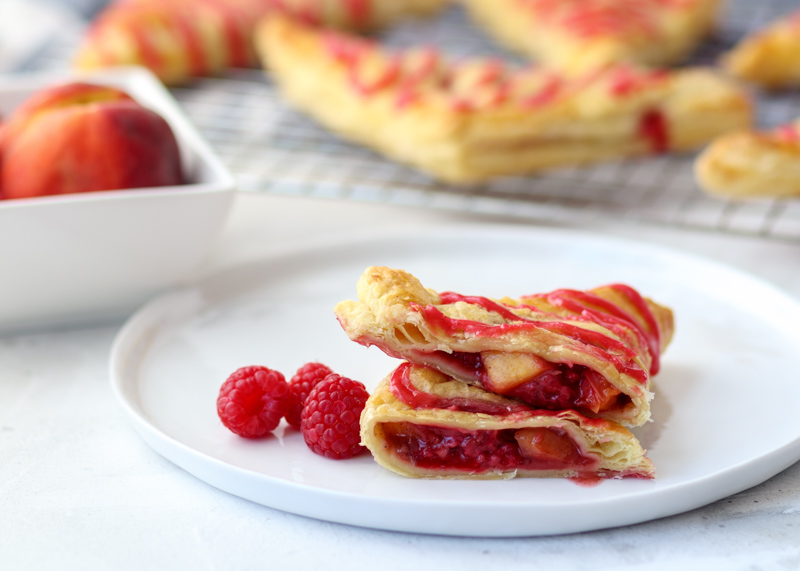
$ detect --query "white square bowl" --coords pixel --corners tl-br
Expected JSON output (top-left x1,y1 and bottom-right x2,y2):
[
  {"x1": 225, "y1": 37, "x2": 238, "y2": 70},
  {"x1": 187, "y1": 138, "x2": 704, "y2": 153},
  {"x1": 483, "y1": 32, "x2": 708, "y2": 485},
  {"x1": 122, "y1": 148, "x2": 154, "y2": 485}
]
[{"x1": 0, "y1": 67, "x2": 236, "y2": 333}]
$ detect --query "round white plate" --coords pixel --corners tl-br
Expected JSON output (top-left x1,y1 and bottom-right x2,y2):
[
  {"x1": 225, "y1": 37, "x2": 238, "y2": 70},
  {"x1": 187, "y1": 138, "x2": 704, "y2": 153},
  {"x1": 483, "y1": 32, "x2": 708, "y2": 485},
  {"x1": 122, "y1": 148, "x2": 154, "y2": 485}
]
[{"x1": 110, "y1": 225, "x2": 800, "y2": 537}]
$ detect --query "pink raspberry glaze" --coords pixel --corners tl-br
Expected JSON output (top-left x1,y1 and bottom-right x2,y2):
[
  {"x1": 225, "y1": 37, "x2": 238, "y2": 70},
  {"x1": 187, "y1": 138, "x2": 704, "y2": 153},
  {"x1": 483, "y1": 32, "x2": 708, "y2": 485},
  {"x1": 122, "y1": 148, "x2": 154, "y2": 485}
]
[
  {"x1": 775, "y1": 124, "x2": 800, "y2": 143},
  {"x1": 517, "y1": 0, "x2": 698, "y2": 39},
  {"x1": 338, "y1": 0, "x2": 371, "y2": 28},
  {"x1": 352, "y1": 58, "x2": 402, "y2": 96},
  {"x1": 519, "y1": 74, "x2": 563, "y2": 107},
  {"x1": 532, "y1": 285, "x2": 663, "y2": 374},
  {"x1": 106, "y1": 1, "x2": 256, "y2": 76},
  {"x1": 608, "y1": 68, "x2": 668, "y2": 97},
  {"x1": 424, "y1": 291, "x2": 649, "y2": 383},
  {"x1": 322, "y1": 32, "x2": 400, "y2": 96},
  {"x1": 205, "y1": 1, "x2": 251, "y2": 67},
  {"x1": 319, "y1": 25, "x2": 677, "y2": 119},
  {"x1": 124, "y1": 7, "x2": 165, "y2": 74}
]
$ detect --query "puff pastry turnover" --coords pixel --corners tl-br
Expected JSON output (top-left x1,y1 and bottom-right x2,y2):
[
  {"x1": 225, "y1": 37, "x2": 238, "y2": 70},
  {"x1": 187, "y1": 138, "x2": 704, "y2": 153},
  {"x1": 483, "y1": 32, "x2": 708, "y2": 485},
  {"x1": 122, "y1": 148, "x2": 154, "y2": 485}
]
[
  {"x1": 257, "y1": 15, "x2": 751, "y2": 183},
  {"x1": 461, "y1": 0, "x2": 721, "y2": 74},
  {"x1": 695, "y1": 120, "x2": 800, "y2": 199},
  {"x1": 336, "y1": 267, "x2": 674, "y2": 427},
  {"x1": 74, "y1": 0, "x2": 450, "y2": 85},
  {"x1": 361, "y1": 363, "x2": 655, "y2": 479},
  {"x1": 723, "y1": 10, "x2": 800, "y2": 90}
]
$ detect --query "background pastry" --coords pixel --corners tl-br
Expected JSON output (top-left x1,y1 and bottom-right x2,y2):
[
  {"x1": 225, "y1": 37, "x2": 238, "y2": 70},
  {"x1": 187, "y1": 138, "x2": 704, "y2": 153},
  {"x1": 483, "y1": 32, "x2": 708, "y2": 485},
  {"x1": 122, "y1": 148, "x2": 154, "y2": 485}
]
[
  {"x1": 723, "y1": 9, "x2": 800, "y2": 90},
  {"x1": 258, "y1": 16, "x2": 752, "y2": 183},
  {"x1": 460, "y1": 0, "x2": 721, "y2": 74},
  {"x1": 74, "y1": 0, "x2": 450, "y2": 85},
  {"x1": 695, "y1": 121, "x2": 800, "y2": 198}
]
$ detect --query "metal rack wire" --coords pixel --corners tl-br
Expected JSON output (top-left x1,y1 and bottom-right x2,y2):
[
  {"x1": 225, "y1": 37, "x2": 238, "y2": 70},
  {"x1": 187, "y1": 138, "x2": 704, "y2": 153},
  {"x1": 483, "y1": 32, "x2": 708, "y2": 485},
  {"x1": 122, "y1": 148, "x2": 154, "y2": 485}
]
[{"x1": 23, "y1": 0, "x2": 800, "y2": 241}]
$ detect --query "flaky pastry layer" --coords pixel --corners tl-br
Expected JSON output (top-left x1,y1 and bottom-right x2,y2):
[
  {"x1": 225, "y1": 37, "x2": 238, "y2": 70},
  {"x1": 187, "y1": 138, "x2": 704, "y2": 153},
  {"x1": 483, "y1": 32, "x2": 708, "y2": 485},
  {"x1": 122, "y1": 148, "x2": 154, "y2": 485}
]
[
  {"x1": 336, "y1": 267, "x2": 674, "y2": 426},
  {"x1": 74, "y1": 0, "x2": 450, "y2": 85},
  {"x1": 257, "y1": 15, "x2": 751, "y2": 183},
  {"x1": 461, "y1": 0, "x2": 721, "y2": 73},
  {"x1": 361, "y1": 364, "x2": 655, "y2": 480},
  {"x1": 695, "y1": 121, "x2": 800, "y2": 199}
]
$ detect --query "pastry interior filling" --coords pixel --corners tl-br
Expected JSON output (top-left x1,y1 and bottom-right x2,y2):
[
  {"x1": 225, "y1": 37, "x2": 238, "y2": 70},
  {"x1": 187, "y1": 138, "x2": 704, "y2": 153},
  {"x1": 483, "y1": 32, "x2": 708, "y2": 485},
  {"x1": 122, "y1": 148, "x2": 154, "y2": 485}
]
[
  {"x1": 404, "y1": 350, "x2": 630, "y2": 414},
  {"x1": 379, "y1": 422, "x2": 596, "y2": 472},
  {"x1": 389, "y1": 361, "x2": 533, "y2": 415},
  {"x1": 396, "y1": 351, "x2": 631, "y2": 414}
]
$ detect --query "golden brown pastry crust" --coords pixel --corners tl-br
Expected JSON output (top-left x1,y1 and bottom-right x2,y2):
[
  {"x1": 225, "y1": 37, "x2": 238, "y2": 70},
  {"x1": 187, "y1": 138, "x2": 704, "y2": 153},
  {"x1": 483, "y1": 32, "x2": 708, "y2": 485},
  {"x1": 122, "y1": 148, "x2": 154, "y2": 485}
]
[
  {"x1": 336, "y1": 266, "x2": 674, "y2": 427},
  {"x1": 723, "y1": 10, "x2": 800, "y2": 90},
  {"x1": 461, "y1": 0, "x2": 721, "y2": 73},
  {"x1": 695, "y1": 121, "x2": 800, "y2": 199},
  {"x1": 361, "y1": 365, "x2": 655, "y2": 479},
  {"x1": 257, "y1": 15, "x2": 752, "y2": 183},
  {"x1": 74, "y1": 0, "x2": 450, "y2": 85}
]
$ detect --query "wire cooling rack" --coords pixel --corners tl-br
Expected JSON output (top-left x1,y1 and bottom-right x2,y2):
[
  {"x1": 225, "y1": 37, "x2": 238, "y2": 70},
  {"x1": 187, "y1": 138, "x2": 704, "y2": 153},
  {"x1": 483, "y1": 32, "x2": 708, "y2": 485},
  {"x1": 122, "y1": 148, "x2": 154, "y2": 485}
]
[{"x1": 21, "y1": 0, "x2": 800, "y2": 241}]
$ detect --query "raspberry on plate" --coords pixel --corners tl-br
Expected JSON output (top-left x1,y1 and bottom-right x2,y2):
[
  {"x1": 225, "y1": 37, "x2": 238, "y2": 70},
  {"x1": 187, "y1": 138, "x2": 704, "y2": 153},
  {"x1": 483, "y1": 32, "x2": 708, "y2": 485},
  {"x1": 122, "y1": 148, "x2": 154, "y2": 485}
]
[
  {"x1": 217, "y1": 366, "x2": 289, "y2": 438},
  {"x1": 285, "y1": 362, "x2": 334, "y2": 429},
  {"x1": 301, "y1": 374, "x2": 369, "y2": 460}
]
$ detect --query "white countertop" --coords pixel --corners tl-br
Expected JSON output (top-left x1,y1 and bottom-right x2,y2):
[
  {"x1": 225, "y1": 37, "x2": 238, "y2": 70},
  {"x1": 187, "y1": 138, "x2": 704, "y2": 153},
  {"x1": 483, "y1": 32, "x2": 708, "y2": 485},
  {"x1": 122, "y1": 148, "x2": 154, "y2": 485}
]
[{"x1": 3, "y1": 192, "x2": 800, "y2": 570}]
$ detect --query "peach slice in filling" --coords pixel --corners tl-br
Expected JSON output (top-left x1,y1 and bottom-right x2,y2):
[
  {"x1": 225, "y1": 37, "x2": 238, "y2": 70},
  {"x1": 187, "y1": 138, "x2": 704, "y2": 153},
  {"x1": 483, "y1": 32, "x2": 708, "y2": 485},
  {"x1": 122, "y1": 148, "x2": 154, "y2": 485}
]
[
  {"x1": 410, "y1": 349, "x2": 629, "y2": 415},
  {"x1": 380, "y1": 422, "x2": 595, "y2": 473}
]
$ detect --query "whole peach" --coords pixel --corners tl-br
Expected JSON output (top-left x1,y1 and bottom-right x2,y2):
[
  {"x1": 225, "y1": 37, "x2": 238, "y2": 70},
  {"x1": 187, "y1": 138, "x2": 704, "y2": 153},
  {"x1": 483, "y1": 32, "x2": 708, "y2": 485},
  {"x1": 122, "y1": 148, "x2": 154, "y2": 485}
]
[{"x1": 0, "y1": 82, "x2": 183, "y2": 199}]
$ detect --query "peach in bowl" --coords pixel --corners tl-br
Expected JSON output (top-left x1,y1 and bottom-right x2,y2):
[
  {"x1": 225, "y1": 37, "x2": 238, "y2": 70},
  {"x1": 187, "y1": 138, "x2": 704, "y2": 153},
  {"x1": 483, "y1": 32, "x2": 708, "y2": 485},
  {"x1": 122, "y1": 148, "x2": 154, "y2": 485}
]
[{"x1": 0, "y1": 67, "x2": 235, "y2": 333}]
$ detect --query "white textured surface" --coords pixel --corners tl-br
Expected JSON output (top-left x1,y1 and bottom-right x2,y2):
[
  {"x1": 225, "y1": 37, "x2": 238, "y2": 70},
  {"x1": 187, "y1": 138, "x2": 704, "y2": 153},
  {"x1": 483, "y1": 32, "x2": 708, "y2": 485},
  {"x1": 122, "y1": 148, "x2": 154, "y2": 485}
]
[{"x1": 3, "y1": 193, "x2": 800, "y2": 569}]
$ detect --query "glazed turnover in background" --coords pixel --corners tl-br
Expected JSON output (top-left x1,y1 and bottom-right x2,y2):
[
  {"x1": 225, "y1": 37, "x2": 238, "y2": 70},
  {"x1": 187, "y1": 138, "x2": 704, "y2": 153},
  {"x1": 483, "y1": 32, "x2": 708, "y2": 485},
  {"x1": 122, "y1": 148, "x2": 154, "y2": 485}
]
[
  {"x1": 460, "y1": 0, "x2": 722, "y2": 74},
  {"x1": 335, "y1": 266, "x2": 674, "y2": 480},
  {"x1": 258, "y1": 16, "x2": 751, "y2": 183},
  {"x1": 723, "y1": 9, "x2": 800, "y2": 90},
  {"x1": 695, "y1": 119, "x2": 800, "y2": 199},
  {"x1": 73, "y1": 0, "x2": 450, "y2": 85}
]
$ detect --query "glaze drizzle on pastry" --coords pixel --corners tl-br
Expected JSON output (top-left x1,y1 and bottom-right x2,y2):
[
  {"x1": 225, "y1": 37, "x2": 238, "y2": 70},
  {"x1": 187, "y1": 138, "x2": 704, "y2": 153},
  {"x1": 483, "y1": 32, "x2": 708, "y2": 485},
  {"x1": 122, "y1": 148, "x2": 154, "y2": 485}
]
[
  {"x1": 460, "y1": 0, "x2": 720, "y2": 73},
  {"x1": 74, "y1": 0, "x2": 450, "y2": 84},
  {"x1": 319, "y1": 33, "x2": 677, "y2": 151},
  {"x1": 321, "y1": 34, "x2": 673, "y2": 117},
  {"x1": 259, "y1": 15, "x2": 751, "y2": 182},
  {"x1": 516, "y1": 0, "x2": 701, "y2": 39},
  {"x1": 335, "y1": 267, "x2": 674, "y2": 426}
]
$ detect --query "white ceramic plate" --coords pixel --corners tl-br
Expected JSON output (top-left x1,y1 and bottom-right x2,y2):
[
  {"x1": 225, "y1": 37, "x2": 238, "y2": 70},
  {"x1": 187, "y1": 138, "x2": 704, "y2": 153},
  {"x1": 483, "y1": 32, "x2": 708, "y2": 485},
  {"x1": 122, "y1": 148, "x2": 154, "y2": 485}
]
[{"x1": 110, "y1": 225, "x2": 800, "y2": 537}]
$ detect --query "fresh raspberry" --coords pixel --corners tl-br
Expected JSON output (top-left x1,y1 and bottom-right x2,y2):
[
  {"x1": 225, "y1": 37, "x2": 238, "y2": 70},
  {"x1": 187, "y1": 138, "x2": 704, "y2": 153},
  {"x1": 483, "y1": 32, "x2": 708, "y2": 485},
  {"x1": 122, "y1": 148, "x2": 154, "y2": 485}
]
[
  {"x1": 285, "y1": 362, "x2": 334, "y2": 429},
  {"x1": 217, "y1": 366, "x2": 289, "y2": 438},
  {"x1": 301, "y1": 374, "x2": 369, "y2": 460}
]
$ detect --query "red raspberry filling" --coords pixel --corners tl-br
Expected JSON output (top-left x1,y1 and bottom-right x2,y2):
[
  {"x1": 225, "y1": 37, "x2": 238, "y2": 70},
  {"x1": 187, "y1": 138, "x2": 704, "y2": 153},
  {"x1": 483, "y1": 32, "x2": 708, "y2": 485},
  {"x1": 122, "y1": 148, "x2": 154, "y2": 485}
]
[
  {"x1": 301, "y1": 374, "x2": 369, "y2": 460},
  {"x1": 381, "y1": 422, "x2": 594, "y2": 472},
  {"x1": 285, "y1": 362, "x2": 334, "y2": 428},
  {"x1": 383, "y1": 422, "x2": 523, "y2": 471},
  {"x1": 217, "y1": 366, "x2": 289, "y2": 438}
]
